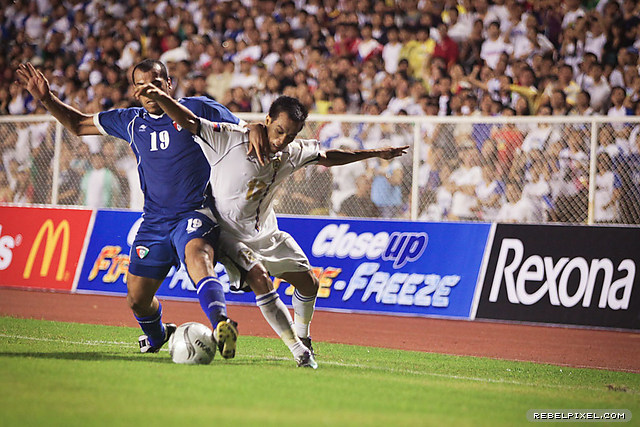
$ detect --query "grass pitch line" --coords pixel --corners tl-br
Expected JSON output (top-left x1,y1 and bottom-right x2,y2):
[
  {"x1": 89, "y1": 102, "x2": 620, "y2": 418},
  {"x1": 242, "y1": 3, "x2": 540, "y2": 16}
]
[
  {"x1": 1, "y1": 332, "x2": 635, "y2": 395},
  {"x1": 0, "y1": 332, "x2": 135, "y2": 348}
]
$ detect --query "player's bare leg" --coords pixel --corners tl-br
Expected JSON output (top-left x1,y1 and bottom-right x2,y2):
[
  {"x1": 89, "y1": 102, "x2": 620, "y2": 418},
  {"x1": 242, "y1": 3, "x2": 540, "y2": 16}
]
[
  {"x1": 279, "y1": 270, "x2": 319, "y2": 353},
  {"x1": 246, "y1": 264, "x2": 316, "y2": 368},
  {"x1": 185, "y1": 238, "x2": 237, "y2": 359},
  {"x1": 127, "y1": 273, "x2": 175, "y2": 353}
]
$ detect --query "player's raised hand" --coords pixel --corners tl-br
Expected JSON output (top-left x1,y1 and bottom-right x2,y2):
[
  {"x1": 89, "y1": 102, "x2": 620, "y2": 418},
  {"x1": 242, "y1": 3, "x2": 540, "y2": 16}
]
[
  {"x1": 246, "y1": 122, "x2": 270, "y2": 165},
  {"x1": 377, "y1": 145, "x2": 409, "y2": 159},
  {"x1": 15, "y1": 63, "x2": 50, "y2": 101},
  {"x1": 133, "y1": 83, "x2": 165, "y2": 100}
]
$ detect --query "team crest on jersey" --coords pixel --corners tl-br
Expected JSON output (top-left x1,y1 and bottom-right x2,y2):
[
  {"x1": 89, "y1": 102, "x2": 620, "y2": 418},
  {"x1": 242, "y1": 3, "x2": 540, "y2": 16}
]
[
  {"x1": 136, "y1": 246, "x2": 150, "y2": 259},
  {"x1": 211, "y1": 123, "x2": 221, "y2": 132},
  {"x1": 172, "y1": 121, "x2": 182, "y2": 131},
  {"x1": 139, "y1": 124, "x2": 147, "y2": 132}
]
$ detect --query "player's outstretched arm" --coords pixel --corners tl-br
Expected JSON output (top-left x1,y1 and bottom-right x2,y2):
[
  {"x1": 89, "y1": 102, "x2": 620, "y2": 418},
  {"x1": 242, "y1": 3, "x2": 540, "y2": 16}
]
[
  {"x1": 133, "y1": 83, "x2": 200, "y2": 134},
  {"x1": 317, "y1": 145, "x2": 409, "y2": 167},
  {"x1": 15, "y1": 63, "x2": 100, "y2": 136}
]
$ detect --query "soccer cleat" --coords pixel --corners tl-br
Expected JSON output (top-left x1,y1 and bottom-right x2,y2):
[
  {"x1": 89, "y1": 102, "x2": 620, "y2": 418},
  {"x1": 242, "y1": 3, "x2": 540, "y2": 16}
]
[
  {"x1": 214, "y1": 316, "x2": 238, "y2": 359},
  {"x1": 139, "y1": 323, "x2": 177, "y2": 353},
  {"x1": 299, "y1": 336, "x2": 314, "y2": 357},
  {"x1": 296, "y1": 349, "x2": 318, "y2": 369}
]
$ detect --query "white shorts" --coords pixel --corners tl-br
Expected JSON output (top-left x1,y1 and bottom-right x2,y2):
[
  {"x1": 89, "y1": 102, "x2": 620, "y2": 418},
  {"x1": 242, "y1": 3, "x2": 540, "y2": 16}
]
[{"x1": 217, "y1": 229, "x2": 311, "y2": 291}]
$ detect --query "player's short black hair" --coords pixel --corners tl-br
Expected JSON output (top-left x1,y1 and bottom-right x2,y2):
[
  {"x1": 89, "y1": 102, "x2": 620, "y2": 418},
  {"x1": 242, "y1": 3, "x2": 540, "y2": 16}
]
[
  {"x1": 268, "y1": 96, "x2": 308, "y2": 123},
  {"x1": 131, "y1": 59, "x2": 169, "y2": 82}
]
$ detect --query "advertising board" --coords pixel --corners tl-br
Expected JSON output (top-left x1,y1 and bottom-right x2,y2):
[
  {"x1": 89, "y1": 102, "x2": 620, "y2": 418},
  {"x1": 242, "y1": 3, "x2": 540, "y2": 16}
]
[
  {"x1": 77, "y1": 211, "x2": 491, "y2": 319},
  {"x1": 475, "y1": 224, "x2": 640, "y2": 329},
  {"x1": 0, "y1": 205, "x2": 92, "y2": 291}
]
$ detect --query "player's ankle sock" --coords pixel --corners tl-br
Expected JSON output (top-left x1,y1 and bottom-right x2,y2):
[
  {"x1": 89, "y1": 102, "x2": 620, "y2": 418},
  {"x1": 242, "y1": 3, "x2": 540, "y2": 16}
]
[
  {"x1": 256, "y1": 290, "x2": 306, "y2": 358},
  {"x1": 292, "y1": 289, "x2": 317, "y2": 339},
  {"x1": 197, "y1": 277, "x2": 227, "y2": 329},
  {"x1": 135, "y1": 303, "x2": 166, "y2": 348}
]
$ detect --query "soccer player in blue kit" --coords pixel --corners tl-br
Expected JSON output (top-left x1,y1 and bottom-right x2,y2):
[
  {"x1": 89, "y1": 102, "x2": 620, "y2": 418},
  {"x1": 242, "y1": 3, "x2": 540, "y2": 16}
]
[{"x1": 16, "y1": 60, "x2": 264, "y2": 358}]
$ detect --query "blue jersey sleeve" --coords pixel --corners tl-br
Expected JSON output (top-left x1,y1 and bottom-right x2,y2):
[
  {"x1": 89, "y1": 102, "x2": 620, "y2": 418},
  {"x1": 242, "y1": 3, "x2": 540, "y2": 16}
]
[
  {"x1": 181, "y1": 97, "x2": 239, "y2": 124},
  {"x1": 96, "y1": 108, "x2": 142, "y2": 142}
]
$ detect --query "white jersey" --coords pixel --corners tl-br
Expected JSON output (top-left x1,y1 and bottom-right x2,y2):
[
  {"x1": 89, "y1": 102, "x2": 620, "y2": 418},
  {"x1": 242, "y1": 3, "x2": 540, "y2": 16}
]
[{"x1": 198, "y1": 119, "x2": 321, "y2": 243}]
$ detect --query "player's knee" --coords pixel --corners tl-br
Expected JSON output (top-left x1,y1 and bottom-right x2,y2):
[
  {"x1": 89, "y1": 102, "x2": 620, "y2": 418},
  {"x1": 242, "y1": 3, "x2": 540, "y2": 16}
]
[
  {"x1": 185, "y1": 238, "x2": 214, "y2": 265},
  {"x1": 126, "y1": 291, "x2": 151, "y2": 313},
  {"x1": 308, "y1": 273, "x2": 320, "y2": 295},
  {"x1": 247, "y1": 266, "x2": 273, "y2": 295}
]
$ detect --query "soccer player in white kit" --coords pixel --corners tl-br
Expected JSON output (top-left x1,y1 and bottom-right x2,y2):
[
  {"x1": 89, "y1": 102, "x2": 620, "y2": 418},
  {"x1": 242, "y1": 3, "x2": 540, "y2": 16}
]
[{"x1": 134, "y1": 83, "x2": 407, "y2": 368}]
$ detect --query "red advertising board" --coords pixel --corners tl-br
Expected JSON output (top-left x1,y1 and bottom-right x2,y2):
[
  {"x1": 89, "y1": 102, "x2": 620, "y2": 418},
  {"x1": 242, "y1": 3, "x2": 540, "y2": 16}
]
[{"x1": 0, "y1": 205, "x2": 92, "y2": 291}]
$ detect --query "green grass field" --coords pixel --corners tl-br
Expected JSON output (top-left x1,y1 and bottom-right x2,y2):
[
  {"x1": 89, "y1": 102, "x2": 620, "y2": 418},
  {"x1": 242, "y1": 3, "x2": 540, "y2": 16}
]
[{"x1": 0, "y1": 316, "x2": 638, "y2": 427}]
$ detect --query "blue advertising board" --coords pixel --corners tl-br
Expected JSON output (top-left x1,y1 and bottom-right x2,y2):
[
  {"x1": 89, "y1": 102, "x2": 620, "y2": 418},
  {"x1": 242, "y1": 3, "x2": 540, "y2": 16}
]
[
  {"x1": 76, "y1": 210, "x2": 256, "y2": 304},
  {"x1": 278, "y1": 217, "x2": 490, "y2": 318},
  {"x1": 77, "y1": 211, "x2": 490, "y2": 319}
]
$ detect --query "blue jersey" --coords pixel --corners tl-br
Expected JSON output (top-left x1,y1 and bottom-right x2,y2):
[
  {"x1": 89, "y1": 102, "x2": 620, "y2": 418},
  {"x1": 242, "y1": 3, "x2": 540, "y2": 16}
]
[{"x1": 95, "y1": 97, "x2": 239, "y2": 224}]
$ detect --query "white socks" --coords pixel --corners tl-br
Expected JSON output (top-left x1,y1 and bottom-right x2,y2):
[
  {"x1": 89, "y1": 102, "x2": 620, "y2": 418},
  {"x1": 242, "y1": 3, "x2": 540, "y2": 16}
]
[
  {"x1": 292, "y1": 289, "x2": 317, "y2": 339},
  {"x1": 256, "y1": 290, "x2": 306, "y2": 358}
]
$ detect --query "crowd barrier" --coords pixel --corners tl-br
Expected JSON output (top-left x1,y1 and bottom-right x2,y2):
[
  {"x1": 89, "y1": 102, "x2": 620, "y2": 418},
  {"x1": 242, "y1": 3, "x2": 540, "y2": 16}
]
[{"x1": 1, "y1": 205, "x2": 638, "y2": 330}]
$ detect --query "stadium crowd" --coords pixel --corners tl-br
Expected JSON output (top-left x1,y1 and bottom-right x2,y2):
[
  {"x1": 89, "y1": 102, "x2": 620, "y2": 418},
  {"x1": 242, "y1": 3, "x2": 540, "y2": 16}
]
[{"x1": 1, "y1": 0, "x2": 640, "y2": 223}]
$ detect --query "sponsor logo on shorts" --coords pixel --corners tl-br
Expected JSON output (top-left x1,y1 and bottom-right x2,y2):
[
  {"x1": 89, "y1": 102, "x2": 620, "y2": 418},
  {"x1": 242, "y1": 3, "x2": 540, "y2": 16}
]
[{"x1": 136, "y1": 246, "x2": 149, "y2": 259}]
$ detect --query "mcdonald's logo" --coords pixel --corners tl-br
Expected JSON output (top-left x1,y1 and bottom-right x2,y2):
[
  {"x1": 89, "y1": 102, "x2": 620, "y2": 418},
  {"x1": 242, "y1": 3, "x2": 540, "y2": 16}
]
[{"x1": 23, "y1": 219, "x2": 70, "y2": 281}]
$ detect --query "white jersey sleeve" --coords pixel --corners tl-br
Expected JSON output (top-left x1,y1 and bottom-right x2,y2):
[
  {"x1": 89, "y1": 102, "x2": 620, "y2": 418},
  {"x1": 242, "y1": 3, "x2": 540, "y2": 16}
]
[
  {"x1": 199, "y1": 118, "x2": 247, "y2": 148},
  {"x1": 285, "y1": 139, "x2": 322, "y2": 171}
]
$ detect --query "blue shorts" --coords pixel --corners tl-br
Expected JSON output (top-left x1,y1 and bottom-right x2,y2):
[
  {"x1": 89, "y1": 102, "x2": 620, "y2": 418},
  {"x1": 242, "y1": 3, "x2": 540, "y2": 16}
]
[{"x1": 128, "y1": 209, "x2": 220, "y2": 281}]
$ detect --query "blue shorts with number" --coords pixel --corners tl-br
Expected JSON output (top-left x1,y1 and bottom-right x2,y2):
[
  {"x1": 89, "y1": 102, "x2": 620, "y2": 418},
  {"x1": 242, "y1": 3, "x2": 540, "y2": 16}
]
[{"x1": 128, "y1": 208, "x2": 220, "y2": 281}]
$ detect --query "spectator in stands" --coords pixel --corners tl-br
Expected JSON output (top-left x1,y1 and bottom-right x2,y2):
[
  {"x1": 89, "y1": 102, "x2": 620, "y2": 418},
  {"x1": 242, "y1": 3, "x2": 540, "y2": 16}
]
[
  {"x1": 448, "y1": 143, "x2": 483, "y2": 221},
  {"x1": 582, "y1": 60, "x2": 611, "y2": 113},
  {"x1": 12, "y1": 164, "x2": 33, "y2": 204},
  {"x1": 495, "y1": 182, "x2": 534, "y2": 223},
  {"x1": 57, "y1": 143, "x2": 81, "y2": 205},
  {"x1": 371, "y1": 157, "x2": 405, "y2": 218},
  {"x1": 339, "y1": 174, "x2": 380, "y2": 218},
  {"x1": 0, "y1": 168, "x2": 13, "y2": 202},
  {"x1": 594, "y1": 152, "x2": 621, "y2": 223},
  {"x1": 433, "y1": 21, "x2": 459, "y2": 69},
  {"x1": 480, "y1": 21, "x2": 512, "y2": 70},
  {"x1": 570, "y1": 90, "x2": 595, "y2": 115},
  {"x1": 607, "y1": 86, "x2": 633, "y2": 152},
  {"x1": 474, "y1": 162, "x2": 505, "y2": 221},
  {"x1": 522, "y1": 154, "x2": 552, "y2": 223},
  {"x1": 81, "y1": 152, "x2": 121, "y2": 209}
]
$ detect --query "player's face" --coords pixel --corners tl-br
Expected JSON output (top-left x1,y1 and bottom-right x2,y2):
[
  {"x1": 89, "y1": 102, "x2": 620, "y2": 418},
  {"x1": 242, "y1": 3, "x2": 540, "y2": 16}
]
[
  {"x1": 265, "y1": 112, "x2": 304, "y2": 154},
  {"x1": 133, "y1": 66, "x2": 172, "y2": 115}
]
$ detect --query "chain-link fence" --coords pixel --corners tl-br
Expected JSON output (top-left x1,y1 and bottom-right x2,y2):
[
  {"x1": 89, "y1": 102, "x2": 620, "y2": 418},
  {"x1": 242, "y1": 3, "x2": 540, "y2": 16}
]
[{"x1": 1, "y1": 113, "x2": 639, "y2": 225}]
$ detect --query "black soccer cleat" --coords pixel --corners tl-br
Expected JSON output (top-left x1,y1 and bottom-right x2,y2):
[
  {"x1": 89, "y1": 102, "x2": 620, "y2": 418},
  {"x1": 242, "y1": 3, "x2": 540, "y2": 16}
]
[
  {"x1": 299, "y1": 336, "x2": 314, "y2": 357},
  {"x1": 139, "y1": 323, "x2": 177, "y2": 353},
  {"x1": 296, "y1": 349, "x2": 318, "y2": 369}
]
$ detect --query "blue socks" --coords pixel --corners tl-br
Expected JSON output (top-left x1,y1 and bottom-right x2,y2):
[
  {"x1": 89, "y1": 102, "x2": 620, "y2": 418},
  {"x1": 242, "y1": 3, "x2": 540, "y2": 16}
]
[
  {"x1": 135, "y1": 303, "x2": 166, "y2": 348},
  {"x1": 197, "y1": 277, "x2": 227, "y2": 329}
]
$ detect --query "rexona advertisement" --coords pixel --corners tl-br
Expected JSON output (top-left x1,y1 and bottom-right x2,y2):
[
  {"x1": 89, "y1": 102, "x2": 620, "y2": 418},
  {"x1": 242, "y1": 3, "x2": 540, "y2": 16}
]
[
  {"x1": 476, "y1": 224, "x2": 640, "y2": 330},
  {"x1": 76, "y1": 211, "x2": 490, "y2": 319},
  {"x1": 0, "y1": 205, "x2": 92, "y2": 291}
]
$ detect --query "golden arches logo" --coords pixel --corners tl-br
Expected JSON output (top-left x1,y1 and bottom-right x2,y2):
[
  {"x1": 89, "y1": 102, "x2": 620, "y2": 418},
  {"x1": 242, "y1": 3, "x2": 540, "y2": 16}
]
[{"x1": 23, "y1": 219, "x2": 70, "y2": 281}]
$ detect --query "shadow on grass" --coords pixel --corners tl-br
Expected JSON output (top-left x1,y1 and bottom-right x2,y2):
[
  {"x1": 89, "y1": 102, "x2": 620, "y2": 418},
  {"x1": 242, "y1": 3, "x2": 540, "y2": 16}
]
[{"x1": 0, "y1": 351, "x2": 174, "y2": 363}]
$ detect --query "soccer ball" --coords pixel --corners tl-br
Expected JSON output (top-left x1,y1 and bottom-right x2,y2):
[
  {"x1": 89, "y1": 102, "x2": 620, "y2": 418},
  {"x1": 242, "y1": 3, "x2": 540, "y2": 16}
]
[{"x1": 168, "y1": 322, "x2": 216, "y2": 365}]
